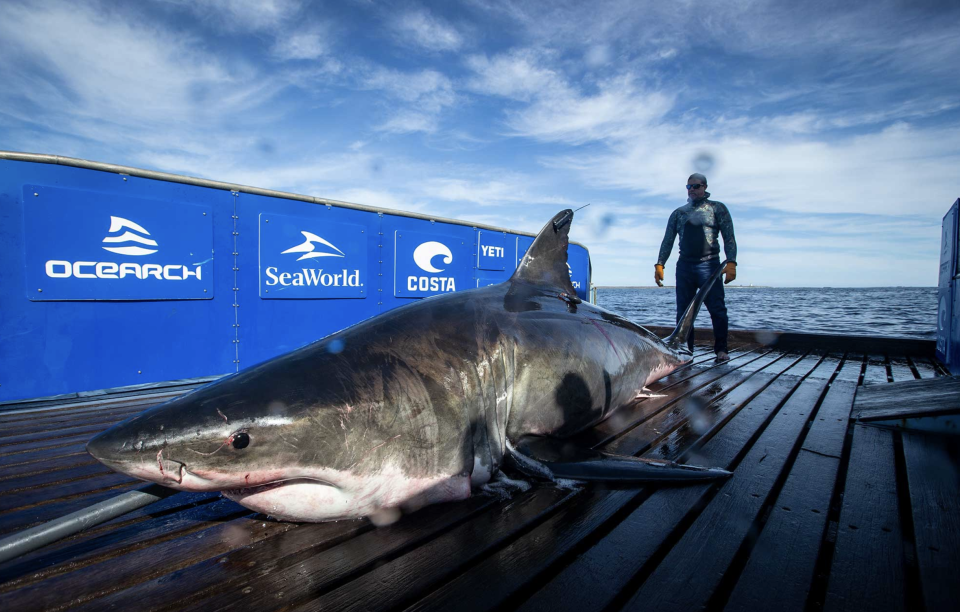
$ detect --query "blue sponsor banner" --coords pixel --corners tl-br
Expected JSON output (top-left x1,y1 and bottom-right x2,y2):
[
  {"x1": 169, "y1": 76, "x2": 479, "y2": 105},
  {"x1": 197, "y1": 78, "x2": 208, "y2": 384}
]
[
  {"x1": 477, "y1": 230, "x2": 507, "y2": 271},
  {"x1": 476, "y1": 276, "x2": 505, "y2": 288},
  {"x1": 23, "y1": 184, "x2": 213, "y2": 300},
  {"x1": 395, "y1": 230, "x2": 471, "y2": 298},
  {"x1": 567, "y1": 247, "x2": 589, "y2": 299},
  {"x1": 258, "y1": 212, "x2": 368, "y2": 299},
  {"x1": 516, "y1": 235, "x2": 534, "y2": 265}
]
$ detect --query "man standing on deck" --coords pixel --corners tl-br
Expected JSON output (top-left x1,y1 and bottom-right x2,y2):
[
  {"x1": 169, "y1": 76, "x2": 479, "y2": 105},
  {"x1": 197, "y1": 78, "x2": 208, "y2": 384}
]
[{"x1": 654, "y1": 173, "x2": 738, "y2": 361}]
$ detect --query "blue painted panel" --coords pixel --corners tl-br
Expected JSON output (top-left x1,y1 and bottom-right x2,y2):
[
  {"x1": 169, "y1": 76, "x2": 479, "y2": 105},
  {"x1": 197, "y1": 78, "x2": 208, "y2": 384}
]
[
  {"x1": 0, "y1": 161, "x2": 235, "y2": 402},
  {"x1": 937, "y1": 203, "x2": 955, "y2": 365},
  {"x1": 0, "y1": 158, "x2": 593, "y2": 401},
  {"x1": 24, "y1": 184, "x2": 213, "y2": 300},
  {"x1": 477, "y1": 230, "x2": 507, "y2": 271},
  {"x1": 512, "y1": 234, "x2": 589, "y2": 300},
  {"x1": 378, "y1": 216, "x2": 474, "y2": 311},
  {"x1": 393, "y1": 228, "x2": 472, "y2": 298},
  {"x1": 516, "y1": 235, "x2": 534, "y2": 265},
  {"x1": 567, "y1": 245, "x2": 590, "y2": 300},
  {"x1": 235, "y1": 194, "x2": 380, "y2": 367},
  {"x1": 258, "y1": 212, "x2": 368, "y2": 299},
  {"x1": 476, "y1": 271, "x2": 510, "y2": 288}
]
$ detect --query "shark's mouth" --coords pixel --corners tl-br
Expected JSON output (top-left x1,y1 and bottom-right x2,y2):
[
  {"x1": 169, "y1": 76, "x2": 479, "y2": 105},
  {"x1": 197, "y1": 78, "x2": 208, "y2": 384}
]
[
  {"x1": 221, "y1": 478, "x2": 353, "y2": 522},
  {"x1": 222, "y1": 477, "x2": 338, "y2": 498}
]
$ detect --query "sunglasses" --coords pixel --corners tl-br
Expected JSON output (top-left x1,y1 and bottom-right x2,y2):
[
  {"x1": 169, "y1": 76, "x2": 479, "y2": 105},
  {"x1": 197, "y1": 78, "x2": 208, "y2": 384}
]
[{"x1": 686, "y1": 183, "x2": 705, "y2": 190}]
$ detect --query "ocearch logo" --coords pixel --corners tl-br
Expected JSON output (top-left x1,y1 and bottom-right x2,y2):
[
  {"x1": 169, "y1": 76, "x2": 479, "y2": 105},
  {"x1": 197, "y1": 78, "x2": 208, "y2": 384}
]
[
  {"x1": 102, "y1": 216, "x2": 158, "y2": 256},
  {"x1": 265, "y1": 231, "x2": 361, "y2": 288},
  {"x1": 408, "y1": 241, "x2": 456, "y2": 292},
  {"x1": 44, "y1": 216, "x2": 202, "y2": 281},
  {"x1": 567, "y1": 263, "x2": 581, "y2": 290}
]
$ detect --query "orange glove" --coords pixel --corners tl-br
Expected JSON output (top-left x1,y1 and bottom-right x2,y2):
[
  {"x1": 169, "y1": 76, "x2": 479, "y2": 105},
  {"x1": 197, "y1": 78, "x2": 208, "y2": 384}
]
[
  {"x1": 654, "y1": 264, "x2": 664, "y2": 287},
  {"x1": 723, "y1": 262, "x2": 737, "y2": 284}
]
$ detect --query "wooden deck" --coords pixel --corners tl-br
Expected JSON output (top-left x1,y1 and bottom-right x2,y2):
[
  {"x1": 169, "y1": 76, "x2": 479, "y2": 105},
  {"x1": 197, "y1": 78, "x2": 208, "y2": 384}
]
[{"x1": 0, "y1": 339, "x2": 957, "y2": 612}]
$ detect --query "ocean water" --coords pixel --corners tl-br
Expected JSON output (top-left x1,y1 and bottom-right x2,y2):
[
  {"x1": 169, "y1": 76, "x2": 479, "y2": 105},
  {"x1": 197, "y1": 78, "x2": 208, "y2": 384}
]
[{"x1": 596, "y1": 287, "x2": 937, "y2": 339}]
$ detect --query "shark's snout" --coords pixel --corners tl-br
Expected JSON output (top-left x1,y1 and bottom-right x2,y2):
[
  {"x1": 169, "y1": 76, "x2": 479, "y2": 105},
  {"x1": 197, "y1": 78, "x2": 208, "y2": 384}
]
[{"x1": 87, "y1": 423, "x2": 184, "y2": 485}]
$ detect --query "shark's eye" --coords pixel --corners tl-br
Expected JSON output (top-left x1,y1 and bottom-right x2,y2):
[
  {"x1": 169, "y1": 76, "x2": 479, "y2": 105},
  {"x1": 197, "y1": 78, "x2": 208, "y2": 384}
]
[{"x1": 232, "y1": 432, "x2": 250, "y2": 450}]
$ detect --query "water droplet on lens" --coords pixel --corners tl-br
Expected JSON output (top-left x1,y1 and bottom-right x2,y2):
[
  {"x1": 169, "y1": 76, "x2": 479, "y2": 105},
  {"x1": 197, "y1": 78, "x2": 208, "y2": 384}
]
[
  {"x1": 328, "y1": 339, "x2": 345, "y2": 354},
  {"x1": 692, "y1": 151, "x2": 715, "y2": 173}
]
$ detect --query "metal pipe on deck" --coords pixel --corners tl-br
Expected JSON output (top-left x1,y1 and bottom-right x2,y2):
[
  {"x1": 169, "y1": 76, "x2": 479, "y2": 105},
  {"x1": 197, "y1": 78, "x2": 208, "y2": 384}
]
[{"x1": 0, "y1": 484, "x2": 177, "y2": 564}]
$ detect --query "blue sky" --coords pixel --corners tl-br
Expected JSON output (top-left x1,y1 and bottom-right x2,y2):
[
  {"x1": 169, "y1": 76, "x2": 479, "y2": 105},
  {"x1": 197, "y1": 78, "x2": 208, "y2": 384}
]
[{"x1": 1, "y1": 0, "x2": 958, "y2": 287}]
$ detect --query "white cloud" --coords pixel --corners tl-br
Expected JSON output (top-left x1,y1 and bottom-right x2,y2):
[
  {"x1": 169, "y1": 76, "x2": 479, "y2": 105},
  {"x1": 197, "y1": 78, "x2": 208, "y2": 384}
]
[
  {"x1": 466, "y1": 50, "x2": 563, "y2": 101},
  {"x1": 466, "y1": 50, "x2": 674, "y2": 143},
  {"x1": 171, "y1": 0, "x2": 302, "y2": 33},
  {"x1": 542, "y1": 122, "x2": 960, "y2": 220},
  {"x1": 271, "y1": 27, "x2": 330, "y2": 60},
  {"x1": 391, "y1": 8, "x2": 463, "y2": 52},
  {"x1": 421, "y1": 176, "x2": 575, "y2": 206},
  {"x1": 361, "y1": 67, "x2": 457, "y2": 133},
  {"x1": 0, "y1": 2, "x2": 239, "y2": 124}
]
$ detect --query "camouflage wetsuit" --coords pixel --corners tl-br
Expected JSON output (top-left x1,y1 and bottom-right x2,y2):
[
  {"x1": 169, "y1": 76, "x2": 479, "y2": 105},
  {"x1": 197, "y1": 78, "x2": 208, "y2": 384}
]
[{"x1": 657, "y1": 193, "x2": 737, "y2": 353}]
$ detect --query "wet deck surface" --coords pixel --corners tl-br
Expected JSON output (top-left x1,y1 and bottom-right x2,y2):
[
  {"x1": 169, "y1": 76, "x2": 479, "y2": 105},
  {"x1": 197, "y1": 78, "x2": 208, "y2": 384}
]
[{"x1": 0, "y1": 343, "x2": 956, "y2": 612}]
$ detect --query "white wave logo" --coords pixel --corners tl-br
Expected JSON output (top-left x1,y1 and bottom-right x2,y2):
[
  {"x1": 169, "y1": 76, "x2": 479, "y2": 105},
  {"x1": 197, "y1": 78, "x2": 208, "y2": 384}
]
[
  {"x1": 281, "y1": 231, "x2": 346, "y2": 261},
  {"x1": 413, "y1": 241, "x2": 453, "y2": 273},
  {"x1": 102, "y1": 216, "x2": 158, "y2": 256}
]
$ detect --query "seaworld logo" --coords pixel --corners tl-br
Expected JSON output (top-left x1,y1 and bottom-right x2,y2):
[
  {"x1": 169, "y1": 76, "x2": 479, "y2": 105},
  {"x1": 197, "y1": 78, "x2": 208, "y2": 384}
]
[
  {"x1": 280, "y1": 231, "x2": 346, "y2": 261},
  {"x1": 264, "y1": 231, "x2": 361, "y2": 288},
  {"x1": 408, "y1": 241, "x2": 456, "y2": 292}
]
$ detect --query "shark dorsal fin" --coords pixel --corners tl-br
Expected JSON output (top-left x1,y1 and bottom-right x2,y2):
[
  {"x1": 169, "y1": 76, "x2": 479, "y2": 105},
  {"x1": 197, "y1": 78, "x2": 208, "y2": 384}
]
[{"x1": 510, "y1": 209, "x2": 578, "y2": 294}]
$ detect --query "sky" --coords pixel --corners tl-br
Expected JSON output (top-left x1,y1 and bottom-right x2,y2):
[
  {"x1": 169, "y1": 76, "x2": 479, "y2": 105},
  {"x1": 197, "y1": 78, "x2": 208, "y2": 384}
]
[{"x1": 1, "y1": 0, "x2": 958, "y2": 287}]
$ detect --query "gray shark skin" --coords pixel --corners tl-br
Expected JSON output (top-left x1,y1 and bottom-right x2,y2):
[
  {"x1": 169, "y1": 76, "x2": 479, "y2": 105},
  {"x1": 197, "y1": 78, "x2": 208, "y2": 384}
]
[{"x1": 87, "y1": 209, "x2": 730, "y2": 523}]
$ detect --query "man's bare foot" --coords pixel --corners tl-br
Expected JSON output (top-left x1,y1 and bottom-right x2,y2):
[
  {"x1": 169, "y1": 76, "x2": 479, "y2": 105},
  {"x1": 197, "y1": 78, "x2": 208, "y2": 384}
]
[{"x1": 716, "y1": 351, "x2": 730, "y2": 362}]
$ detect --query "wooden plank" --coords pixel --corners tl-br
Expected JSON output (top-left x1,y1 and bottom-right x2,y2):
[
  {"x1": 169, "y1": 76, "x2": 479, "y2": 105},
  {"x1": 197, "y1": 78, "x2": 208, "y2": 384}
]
[
  {"x1": 0, "y1": 400, "x2": 152, "y2": 427},
  {"x1": 862, "y1": 354, "x2": 889, "y2": 385},
  {"x1": 174, "y1": 490, "x2": 568, "y2": 612},
  {"x1": 460, "y1": 357, "x2": 816, "y2": 612},
  {"x1": 0, "y1": 445, "x2": 87, "y2": 470},
  {"x1": 0, "y1": 432, "x2": 96, "y2": 458},
  {"x1": 0, "y1": 472, "x2": 136, "y2": 515},
  {"x1": 0, "y1": 516, "x2": 299, "y2": 611},
  {"x1": 908, "y1": 357, "x2": 939, "y2": 380},
  {"x1": 0, "y1": 423, "x2": 115, "y2": 447},
  {"x1": 0, "y1": 412, "x2": 138, "y2": 438},
  {"x1": 823, "y1": 424, "x2": 905, "y2": 611},
  {"x1": 0, "y1": 462, "x2": 118, "y2": 497},
  {"x1": 901, "y1": 431, "x2": 960, "y2": 612},
  {"x1": 887, "y1": 356, "x2": 917, "y2": 383},
  {"x1": 807, "y1": 353, "x2": 841, "y2": 379},
  {"x1": 834, "y1": 354, "x2": 864, "y2": 384},
  {"x1": 854, "y1": 376, "x2": 960, "y2": 421},
  {"x1": 0, "y1": 482, "x2": 141, "y2": 537},
  {"x1": 0, "y1": 492, "x2": 230, "y2": 587},
  {"x1": 0, "y1": 452, "x2": 100, "y2": 480},
  {"x1": 607, "y1": 352, "x2": 802, "y2": 458},
  {"x1": 0, "y1": 389, "x2": 188, "y2": 421},
  {"x1": 615, "y1": 363, "x2": 834, "y2": 611},
  {"x1": 724, "y1": 379, "x2": 857, "y2": 612},
  {"x1": 575, "y1": 349, "x2": 779, "y2": 449}
]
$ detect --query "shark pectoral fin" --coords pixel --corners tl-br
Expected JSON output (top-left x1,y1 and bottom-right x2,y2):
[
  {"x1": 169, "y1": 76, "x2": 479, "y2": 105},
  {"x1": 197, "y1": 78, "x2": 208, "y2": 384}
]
[{"x1": 511, "y1": 435, "x2": 731, "y2": 484}]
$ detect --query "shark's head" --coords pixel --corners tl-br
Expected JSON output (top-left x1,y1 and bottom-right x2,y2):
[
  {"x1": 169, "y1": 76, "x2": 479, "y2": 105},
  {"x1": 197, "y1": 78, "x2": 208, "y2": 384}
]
[{"x1": 86, "y1": 341, "x2": 472, "y2": 523}]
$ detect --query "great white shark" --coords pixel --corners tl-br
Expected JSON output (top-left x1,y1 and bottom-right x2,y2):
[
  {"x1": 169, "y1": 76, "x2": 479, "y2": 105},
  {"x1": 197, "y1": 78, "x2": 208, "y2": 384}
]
[{"x1": 87, "y1": 209, "x2": 731, "y2": 523}]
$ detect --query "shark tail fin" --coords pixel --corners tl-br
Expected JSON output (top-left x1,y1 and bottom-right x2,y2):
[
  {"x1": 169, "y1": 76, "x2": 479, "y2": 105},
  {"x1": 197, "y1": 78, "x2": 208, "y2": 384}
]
[{"x1": 664, "y1": 259, "x2": 729, "y2": 356}]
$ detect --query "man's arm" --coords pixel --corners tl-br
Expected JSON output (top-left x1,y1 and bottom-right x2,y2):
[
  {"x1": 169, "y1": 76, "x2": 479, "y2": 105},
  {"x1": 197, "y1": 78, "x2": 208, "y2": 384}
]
[
  {"x1": 657, "y1": 210, "x2": 679, "y2": 266},
  {"x1": 718, "y1": 204, "x2": 737, "y2": 264}
]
